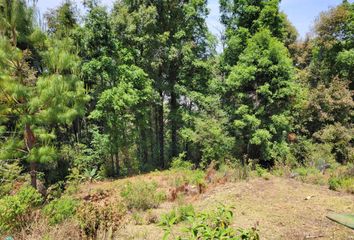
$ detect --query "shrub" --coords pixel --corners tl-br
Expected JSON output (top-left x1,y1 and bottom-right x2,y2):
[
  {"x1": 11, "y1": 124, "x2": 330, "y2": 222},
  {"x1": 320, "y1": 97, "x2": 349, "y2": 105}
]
[
  {"x1": 170, "y1": 152, "x2": 194, "y2": 170},
  {"x1": 120, "y1": 181, "x2": 166, "y2": 210},
  {"x1": 76, "y1": 201, "x2": 126, "y2": 239},
  {"x1": 43, "y1": 196, "x2": 78, "y2": 225},
  {"x1": 0, "y1": 162, "x2": 22, "y2": 197},
  {"x1": 0, "y1": 185, "x2": 42, "y2": 233},
  {"x1": 328, "y1": 177, "x2": 341, "y2": 191},
  {"x1": 215, "y1": 162, "x2": 248, "y2": 182},
  {"x1": 170, "y1": 168, "x2": 206, "y2": 188},
  {"x1": 46, "y1": 181, "x2": 65, "y2": 201},
  {"x1": 328, "y1": 166, "x2": 354, "y2": 193},
  {"x1": 293, "y1": 167, "x2": 326, "y2": 185}
]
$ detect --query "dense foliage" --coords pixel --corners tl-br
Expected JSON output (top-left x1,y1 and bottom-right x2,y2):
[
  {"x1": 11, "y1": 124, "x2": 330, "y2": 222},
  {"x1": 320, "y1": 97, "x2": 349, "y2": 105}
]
[{"x1": 0, "y1": 0, "x2": 353, "y2": 237}]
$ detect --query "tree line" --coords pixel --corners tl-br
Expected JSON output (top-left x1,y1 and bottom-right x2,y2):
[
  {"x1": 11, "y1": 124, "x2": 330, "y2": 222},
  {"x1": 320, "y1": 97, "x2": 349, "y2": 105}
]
[{"x1": 0, "y1": 0, "x2": 353, "y2": 191}]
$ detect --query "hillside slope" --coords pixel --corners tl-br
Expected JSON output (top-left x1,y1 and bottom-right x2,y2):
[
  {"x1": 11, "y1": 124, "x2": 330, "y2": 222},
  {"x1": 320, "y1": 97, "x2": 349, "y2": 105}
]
[{"x1": 113, "y1": 176, "x2": 354, "y2": 240}]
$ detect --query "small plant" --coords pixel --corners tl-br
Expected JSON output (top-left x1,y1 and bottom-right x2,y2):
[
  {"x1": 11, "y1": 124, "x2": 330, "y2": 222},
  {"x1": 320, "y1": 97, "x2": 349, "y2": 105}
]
[
  {"x1": 159, "y1": 205, "x2": 195, "y2": 226},
  {"x1": 176, "y1": 204, "x2": 195, "y2": 222},
  {"x1": 0, "y1": 185, "x2": 42, "y2": 233},
  {"x1": 83, "y1": 168, "x2": 102, "y2": 182},
  {"x1": 253, "y1": 165, "x2": 272, "y2": 180},
  {"x1": 159, "y1": 209, "x2": 177, "y2": 227},
  {"x1": 161, "y1": 205, "x2": 259, "y2": 240},
  {"x1": 43, "y1": 196, "x2": 78, "y2": 225},
  {"x1": 120, "y1": 180, "x2": 166, "y2": 210},
  {"x1": 145, "y1": 210, "x2": 158, "y2": 224}
]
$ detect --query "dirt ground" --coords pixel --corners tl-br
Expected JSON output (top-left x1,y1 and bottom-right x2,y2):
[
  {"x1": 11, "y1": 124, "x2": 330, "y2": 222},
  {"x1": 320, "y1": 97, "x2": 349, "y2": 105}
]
[{"x1": 115, "y1": 176, "x2": 354, "y2": 240}]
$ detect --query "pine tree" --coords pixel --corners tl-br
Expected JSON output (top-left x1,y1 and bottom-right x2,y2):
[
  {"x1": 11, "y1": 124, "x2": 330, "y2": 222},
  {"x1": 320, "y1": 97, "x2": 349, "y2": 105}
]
[{"x1": 225, "y1": 29, "x2": 302, "y2": 165}]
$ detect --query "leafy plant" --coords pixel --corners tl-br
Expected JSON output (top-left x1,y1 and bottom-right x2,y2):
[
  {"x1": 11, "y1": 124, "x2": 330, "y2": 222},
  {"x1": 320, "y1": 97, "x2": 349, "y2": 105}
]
[
  {"x1": 161, "y1": 205, "x2": 259, "y2": 240},
  {"x1": 0, "y1": 185, "x2": 42, "y2": 233},
  {"x1": 43, "y1": 196, "x2": 78, "y2": 225}
]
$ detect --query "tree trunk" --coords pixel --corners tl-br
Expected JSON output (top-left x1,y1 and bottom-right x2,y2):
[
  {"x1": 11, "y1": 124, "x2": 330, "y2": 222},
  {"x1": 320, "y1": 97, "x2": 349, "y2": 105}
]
[
  {"x1": 169, "y1": 60, "x2": 179, "y2": 160},
  {"x1": 170, "y1": 88, "x2": 178, "y2": 159},
  {"x1": 115, "y1": 153, "x2": 120, "y2": 176},
  {"x1": 30, "y1": 161, "x2": 37, "y2": 189},
  {"x1": 140, "y1": 127, "x2": 148, "y2": 165},
  {"x1": 158, "y1": 91, "x2": 165, "y2": 168}
]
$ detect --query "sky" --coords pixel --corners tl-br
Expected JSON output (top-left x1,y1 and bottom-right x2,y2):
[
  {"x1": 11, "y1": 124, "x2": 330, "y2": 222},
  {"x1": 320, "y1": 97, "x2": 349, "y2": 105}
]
[{"x1": 37, "y1": 0, "x2": 351, "y2": 41}]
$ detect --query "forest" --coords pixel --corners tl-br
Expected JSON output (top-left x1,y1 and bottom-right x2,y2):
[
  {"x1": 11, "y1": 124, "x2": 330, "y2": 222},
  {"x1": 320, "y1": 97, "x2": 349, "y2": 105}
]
[{"x1": 0, "y1": 0, "x2": 353, "y2": 239}]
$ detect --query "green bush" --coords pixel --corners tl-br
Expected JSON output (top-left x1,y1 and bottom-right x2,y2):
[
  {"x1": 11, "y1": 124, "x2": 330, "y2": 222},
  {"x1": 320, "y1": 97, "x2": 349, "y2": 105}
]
[
  {"x1": 170, "y1": 152, "x2": 194, "y2": 170},
  {"x1": 0, "y1": 162, "x2": 22, "y2": 197},
  {"x1": 328, "y1": 171, "x2": 354, "y2": 194},
  {"x1": 170, "y1": 168, "x2": 206, "y2": 188},
  {"x1": 328, "y1": 177, "x2": 341, "y2": 191},
  {"x1": 120, "y1": 181, "x2": 166, "y2": 210},
  {"x1": 0, "y1": 185, "x2": 42, "y2": 233},
  {"x1": 43, "y1": 196, "x2": 78, "y2": 224}
]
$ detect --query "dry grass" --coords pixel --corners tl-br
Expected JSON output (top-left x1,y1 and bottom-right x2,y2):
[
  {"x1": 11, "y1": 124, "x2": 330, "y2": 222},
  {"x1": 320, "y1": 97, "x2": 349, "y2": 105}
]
[{"x1": 4, "y1": 169, "x2": 354, "y2": 240}]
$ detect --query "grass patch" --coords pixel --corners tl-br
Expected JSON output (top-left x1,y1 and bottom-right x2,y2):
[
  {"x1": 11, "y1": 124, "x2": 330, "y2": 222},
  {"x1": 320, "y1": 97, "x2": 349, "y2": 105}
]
[{"x1": 120, "y1": 180, "x2": 166, "y2": 210}]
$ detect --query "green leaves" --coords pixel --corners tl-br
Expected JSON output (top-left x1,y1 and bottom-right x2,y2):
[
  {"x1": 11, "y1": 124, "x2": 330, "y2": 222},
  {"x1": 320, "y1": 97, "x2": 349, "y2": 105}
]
[
  {"x1": 225, "y1": 29, "x2": 300, "y2": 163},
  {"x1": 161, "y1": 205, "x2": 259, "y2": 240},
  {"x1": 0, "y1": 185, "x2": 42, "y2": 232}
]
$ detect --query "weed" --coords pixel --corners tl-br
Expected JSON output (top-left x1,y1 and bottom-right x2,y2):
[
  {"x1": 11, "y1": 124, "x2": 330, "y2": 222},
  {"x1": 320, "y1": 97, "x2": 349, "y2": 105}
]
[
  {"x1": 145, "y1": 210, "x2": 158, "y2": 224},
  {"x1": 132, "y1": 212, "x2": 144, "y2": 225}
]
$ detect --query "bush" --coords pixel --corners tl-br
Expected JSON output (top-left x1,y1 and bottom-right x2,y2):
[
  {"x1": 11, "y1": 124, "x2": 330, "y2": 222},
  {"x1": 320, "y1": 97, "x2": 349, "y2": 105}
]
[
  {"x1": 0, "y1": 185, "x2": 42, "y2": 233},
  {"x1": 293, "y1": 167, "x2": 326, "y2": 185},
  {"x1": 170, "y1": 153, "x2": 194, "y2": 170},
  {"x1": 76, "y1": 201, "x2": 126, "y2": 239},
  {"x1": 0, "y1": 162, "x2": 22, "y2": 197},
  {"x1": 328, "y1": 177, "x2": 341, "y2": 191},
  {"x1": 43, "y1": 196, "x2": 78, "y2": 225},
  {"x1": 169, "y1": 168, "x2": 206, "y2": 188},
  {"x1": 120, "y1": 181, "x2": 166, "y2": 210},
  {"x1": 328, "y1": 166, "x2": 354, "y2": 193}
]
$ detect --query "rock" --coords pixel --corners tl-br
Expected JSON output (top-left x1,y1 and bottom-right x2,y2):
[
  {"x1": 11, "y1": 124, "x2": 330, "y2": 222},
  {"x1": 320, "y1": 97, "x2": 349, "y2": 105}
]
[
  {"x1": 290, "y1": 172, "x2": 299, "y2": 178},
  {"x1": 304, "y1": 195, "x2": 315, "y2": 200}
]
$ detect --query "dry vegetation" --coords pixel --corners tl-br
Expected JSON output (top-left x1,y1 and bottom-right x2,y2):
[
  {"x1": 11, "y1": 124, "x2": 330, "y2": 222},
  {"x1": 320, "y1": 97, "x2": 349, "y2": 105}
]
[{"x1": 3, "y1": 165, "x2": 353, "y2": 240}]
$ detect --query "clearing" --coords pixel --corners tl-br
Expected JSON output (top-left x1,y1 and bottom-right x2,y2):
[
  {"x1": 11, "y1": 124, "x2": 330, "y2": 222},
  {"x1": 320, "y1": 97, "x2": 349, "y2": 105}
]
[{"x1": 80, "y1": 174, "x2": 354, "y2": 240}]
